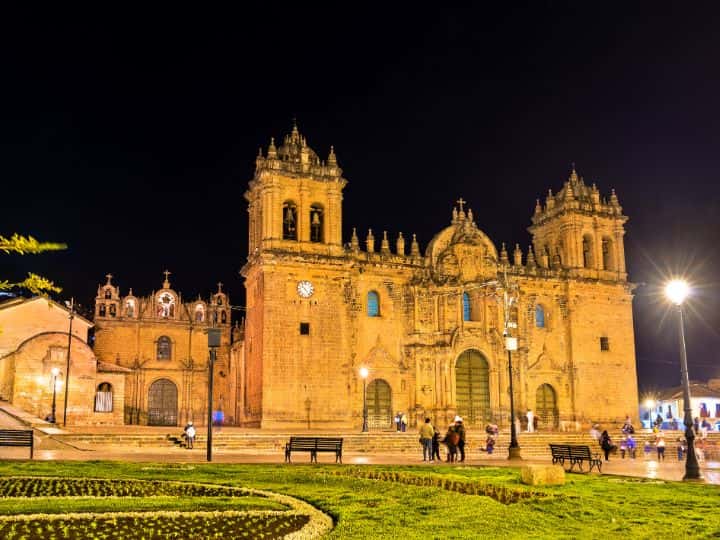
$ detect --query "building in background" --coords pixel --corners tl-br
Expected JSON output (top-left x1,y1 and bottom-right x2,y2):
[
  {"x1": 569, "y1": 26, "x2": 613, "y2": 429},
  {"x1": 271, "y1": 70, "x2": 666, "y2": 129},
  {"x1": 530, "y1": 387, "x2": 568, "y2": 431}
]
[
  {"x1": 0, "y1": 296, "x2": 127, "y2": 425},
  {"x1": 92, "y1": 273, "x2": 236, "y2": 426}
]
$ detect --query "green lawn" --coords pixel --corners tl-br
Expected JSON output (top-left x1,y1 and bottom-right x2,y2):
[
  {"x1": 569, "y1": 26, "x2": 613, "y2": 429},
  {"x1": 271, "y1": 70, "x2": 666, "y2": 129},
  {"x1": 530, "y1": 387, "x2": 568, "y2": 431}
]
[{"x1": 0, "y1": 461, "x2": 718, "y2": 539}]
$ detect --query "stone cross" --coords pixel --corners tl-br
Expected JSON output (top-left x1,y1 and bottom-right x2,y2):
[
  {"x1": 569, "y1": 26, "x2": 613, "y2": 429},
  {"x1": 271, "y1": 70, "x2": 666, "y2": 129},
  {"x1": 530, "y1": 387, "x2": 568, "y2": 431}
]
[{"x1": 456, "y1": 198, "x2": 466, "y2": 213}]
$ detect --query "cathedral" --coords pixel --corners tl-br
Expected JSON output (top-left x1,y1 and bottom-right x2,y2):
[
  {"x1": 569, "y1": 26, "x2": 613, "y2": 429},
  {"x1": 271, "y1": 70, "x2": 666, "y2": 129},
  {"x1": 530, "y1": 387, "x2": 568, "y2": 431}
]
[{"x1": 239, "y1": 123, "x2": 638, "y2": 430}]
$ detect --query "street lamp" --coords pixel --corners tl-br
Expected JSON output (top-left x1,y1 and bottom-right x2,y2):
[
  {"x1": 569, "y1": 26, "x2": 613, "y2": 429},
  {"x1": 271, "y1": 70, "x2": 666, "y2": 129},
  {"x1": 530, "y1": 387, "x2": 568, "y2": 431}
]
[
  {"x1": 50, "y1": 367, "x2": 60, "y2": 424},
  {"x1": 360, "y1": 367, "x2": 369, "y2": 433},
  {"x1": 505, "y1": 332, "x2": 521, "y2": 460},
  {"x1": 644, "y1": 398, "x2": 656, "y2": 430},
  {"x1": 206, "y1": 327, "x2": 221, "y2": 462},
  {"x1": 62, "y1": 298, "x2": 75, "y2": 427},
  {"x1": 500, "y1": 268, "x2": 522, "y2": 460},
  {"x1": 664, "y1": 279, "x2": 701, "y2": 480}
]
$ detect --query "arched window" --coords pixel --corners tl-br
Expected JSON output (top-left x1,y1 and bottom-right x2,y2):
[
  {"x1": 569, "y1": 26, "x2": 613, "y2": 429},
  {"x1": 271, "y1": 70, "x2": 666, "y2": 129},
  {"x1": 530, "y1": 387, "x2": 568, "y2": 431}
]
[
  {"x1": 109, "y1": 304, "x2": 117, "y2": 317},
  {"x1": 125, "y1": 299, "x2": 135, "y2": 318},
  {"x1": 367, "y1": 291, "x2": 380, "y2": 317},
  {"x1": 99, "y1": 304, "x2": 106, "y2": 317},
  {"x1": 217, "y1": 297, "x2": 223, "y2": 306},
  {"x1": 282, "y1": 201, "x2": 298, "y2": 240},
  {"x1": 221, "y1": 310, "x2": 227, "y2": 324},
  {"x1": 601, "y1": 237, "x2": 614, "y2": 271},
  {"x1": 535, "y1": 305, "x2": 545, "y2": 328},
  {"x1": 157, "y1": 336, "x2": 172, "y2": 360},
  {"x1": 94, "y1": 382, "x2": 113, "y2": 412},
  {"x1": 462, "y1": 292, "x2": 471, "y2": 321},
  {"x1": 104, "y1": 289, "x2": 112, "y2": 299},
  {"x1": 310, "y1": 204, "x2": 324, "y2": 243},
  {"x1": 195, "y1": 304, "x2": 204, "y2": 322}
]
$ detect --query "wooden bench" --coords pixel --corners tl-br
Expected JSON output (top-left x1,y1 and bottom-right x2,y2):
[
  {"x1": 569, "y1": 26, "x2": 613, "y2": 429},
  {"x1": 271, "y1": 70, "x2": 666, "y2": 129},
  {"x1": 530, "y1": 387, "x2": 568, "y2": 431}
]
[
  {"x1": 549, "y1": 443, "x2": 601, "y2": 473},
  {"x1": 0, "y1": 429, "x2": 34, "y2": 459},
  {"x1": 284, "y1": 436, "x2": 343, "y2": 464}
]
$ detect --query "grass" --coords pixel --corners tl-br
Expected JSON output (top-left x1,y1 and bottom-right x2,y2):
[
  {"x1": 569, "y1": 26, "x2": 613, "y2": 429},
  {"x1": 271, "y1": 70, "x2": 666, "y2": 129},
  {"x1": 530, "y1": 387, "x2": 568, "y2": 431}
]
[{"x1": 0, "y1": 461, "x2": 718, "y2": 539}]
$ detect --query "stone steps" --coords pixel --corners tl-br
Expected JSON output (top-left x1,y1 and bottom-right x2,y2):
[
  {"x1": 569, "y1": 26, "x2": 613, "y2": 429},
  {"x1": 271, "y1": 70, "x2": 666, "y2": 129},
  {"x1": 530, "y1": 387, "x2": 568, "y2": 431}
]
[{"x1": 54, "y1": 429, "x2": 720, "y2": 458}]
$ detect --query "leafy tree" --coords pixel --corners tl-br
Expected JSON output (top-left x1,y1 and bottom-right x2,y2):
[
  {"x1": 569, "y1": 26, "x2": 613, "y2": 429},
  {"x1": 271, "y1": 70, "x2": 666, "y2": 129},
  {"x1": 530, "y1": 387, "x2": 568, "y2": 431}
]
[{"x1": 0, "y1": 234, "x2": 67, "y2": 294}]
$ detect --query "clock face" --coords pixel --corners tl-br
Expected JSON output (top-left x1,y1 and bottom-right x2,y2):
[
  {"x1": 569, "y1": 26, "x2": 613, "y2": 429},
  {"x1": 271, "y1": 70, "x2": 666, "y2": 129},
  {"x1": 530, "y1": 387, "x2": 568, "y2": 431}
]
[{"x1": 297, "y1": 280, "x2": 314, "y2": 298}]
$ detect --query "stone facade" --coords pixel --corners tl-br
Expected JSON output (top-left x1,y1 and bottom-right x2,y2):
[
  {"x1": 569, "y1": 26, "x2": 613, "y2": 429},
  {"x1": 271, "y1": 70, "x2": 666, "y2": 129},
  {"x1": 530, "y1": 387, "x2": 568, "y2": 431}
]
[
  {"x1": 240, "y1": 123, "x2": 639, "y2": 430},
  {"x1": 92, "y1": 273, "x2": 236, "y2": 426},
  {"x1": 0, "y1": 296, "x2": 125, "y2": 426}
]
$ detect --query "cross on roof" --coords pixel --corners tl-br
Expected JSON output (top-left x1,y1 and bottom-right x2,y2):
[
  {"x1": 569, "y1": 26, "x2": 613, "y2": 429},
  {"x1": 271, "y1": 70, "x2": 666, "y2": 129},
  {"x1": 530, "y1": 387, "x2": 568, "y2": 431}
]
[
  {"x1": 456, "y1": 198, "x2": 466, "y2": 213},
  {"x1": 217, "y1": 282, "x2": 223, "y2": 293},
  {"x1": 163, "y1": 270, "x2": 171, "y2": 281},
  {"x1": 105, "y1": 273, "x2": 113, "y2": 284}
]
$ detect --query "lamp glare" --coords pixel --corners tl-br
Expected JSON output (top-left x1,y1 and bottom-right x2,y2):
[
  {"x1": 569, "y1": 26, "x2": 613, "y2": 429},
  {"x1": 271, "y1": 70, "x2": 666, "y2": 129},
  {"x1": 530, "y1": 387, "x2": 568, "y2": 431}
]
[{"x1": 665, "y1": 280, "x2": 689, "y2": 305}]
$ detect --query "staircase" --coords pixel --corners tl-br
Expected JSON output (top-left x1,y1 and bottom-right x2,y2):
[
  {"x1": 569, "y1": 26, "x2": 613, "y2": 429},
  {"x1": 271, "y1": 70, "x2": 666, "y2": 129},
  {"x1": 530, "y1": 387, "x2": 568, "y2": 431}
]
[{"x1": 53, "y1": 429, "x2": 719, "y2": 459}]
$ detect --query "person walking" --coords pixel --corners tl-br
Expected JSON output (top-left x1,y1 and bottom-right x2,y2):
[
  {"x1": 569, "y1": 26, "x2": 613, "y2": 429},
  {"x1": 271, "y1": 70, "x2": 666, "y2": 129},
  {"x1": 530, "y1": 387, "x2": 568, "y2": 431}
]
[
  {"x1": 626, "y1": 434, "x2": 637, "y2": 459},
  {"x1": 419, "y1": 418, "x2": 434, "y2": 462},
  {"x1": 526, "y1": 409, "x2": 535, "y2": 433},
  {"x1": 454, "y1": 416, "x2": 466, "y2": 462}
]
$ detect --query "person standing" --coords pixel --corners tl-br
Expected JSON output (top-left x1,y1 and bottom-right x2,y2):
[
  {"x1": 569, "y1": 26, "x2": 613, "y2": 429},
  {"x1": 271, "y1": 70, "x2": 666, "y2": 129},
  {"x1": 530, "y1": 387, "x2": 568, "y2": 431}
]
[
  {"x1": 400, "y1": 412, "x2": 408, "y2": 433},
  {"x1": 600, "y1": 430, "x2": 615, "y2": 461},
  {"x1": 431, "y1": 426, "x2": 441, "y2": 461},
  {"x1": 394, "y1": 412, "x2": 401, "y2": 432},
  {"x1": 454, "y1": 416, "x2": 466, "y2": 462},
  {"x1": 514, "y1": 415, "x2": 522, "y2": 437},
  {"x1": 655, "y1": 431, "x2": 666, "y2": 461},
  {"x1": 183, "y1": 422, "x2": 196, "y2": 450},
  {"x1": 526, "y1": 409, "x2": 535, "y2": 433},
  {"x1": 419, "y1": 418, "x2": 434, "y2": 462}
]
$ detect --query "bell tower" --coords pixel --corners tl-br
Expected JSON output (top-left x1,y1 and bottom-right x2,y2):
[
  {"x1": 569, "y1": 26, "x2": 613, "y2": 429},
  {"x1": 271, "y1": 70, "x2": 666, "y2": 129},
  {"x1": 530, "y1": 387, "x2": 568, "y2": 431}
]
[
  {"x1": 528, "y1": 166, "x2": 628, "y2": 281},
  {"x1": 245, "y1": 121, "x2": 347, "y2": 258}
]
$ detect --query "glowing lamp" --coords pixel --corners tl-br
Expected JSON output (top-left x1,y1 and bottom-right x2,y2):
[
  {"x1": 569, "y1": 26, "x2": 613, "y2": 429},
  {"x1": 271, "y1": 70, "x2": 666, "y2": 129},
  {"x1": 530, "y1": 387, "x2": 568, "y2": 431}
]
[{"x1": 665, "y1": 280, "x2": 689, "y2": 306}]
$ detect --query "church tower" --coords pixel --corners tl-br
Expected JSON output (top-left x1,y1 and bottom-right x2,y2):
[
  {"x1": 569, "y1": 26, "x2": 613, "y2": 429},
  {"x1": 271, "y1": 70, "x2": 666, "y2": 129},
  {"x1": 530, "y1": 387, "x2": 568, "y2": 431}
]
[
  {"x1": 246, "y1": 120, "x2": 346, "y2": 257},
  {"x1": 528, "y1": 166, "x2": 628, "y2": 281},
  {"x1": 241, "y1": 122, "x2": 350, "y2": 428}
]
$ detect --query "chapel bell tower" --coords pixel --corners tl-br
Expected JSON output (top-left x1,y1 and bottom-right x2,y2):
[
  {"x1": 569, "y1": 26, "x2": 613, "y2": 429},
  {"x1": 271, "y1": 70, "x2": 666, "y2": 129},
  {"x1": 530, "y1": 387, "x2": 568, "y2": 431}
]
[
  {"x1": 528, "y1": 166, "x2": 628, "y2": 281},
  {"x1": 245, "y1": 121, "x2": 347, "y2": 258}
]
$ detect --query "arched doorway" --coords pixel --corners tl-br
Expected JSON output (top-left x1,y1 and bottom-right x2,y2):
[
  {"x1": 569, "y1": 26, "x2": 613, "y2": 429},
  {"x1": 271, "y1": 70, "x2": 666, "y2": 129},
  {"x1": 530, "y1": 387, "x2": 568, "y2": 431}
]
[
  {"x1": 455, "y1": 349, "x2": 490, "y2": 425},
  {"x1": 367, "y1": 379, "x2": 392, "y2": 430},
  {"x1": 148, "y1": 379, "x2": 178, "y2": 426},
  {"x1": 536, "y1": 383, "x2": 559, "y2": 429}
]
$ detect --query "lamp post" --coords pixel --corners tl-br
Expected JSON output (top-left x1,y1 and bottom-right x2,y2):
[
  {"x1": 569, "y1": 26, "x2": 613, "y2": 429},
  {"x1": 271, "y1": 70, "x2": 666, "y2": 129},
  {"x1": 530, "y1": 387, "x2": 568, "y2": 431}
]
[
  {"x1": 206, "y1": 327, "x2": 221, "y2": 462},
  {"x1": 500, "y1": 269, "x2": 522, "y2": 460},
  {"x1": 505, "y1": 332, "x2": 521, "y2": 459},
  {"x1": 360, "y1": 367, "x2": 369, "y2": 433},
  {"x1": 644, "y1": 399, "x2": 656, "y2": 430},
  {"x1": 665, "y1": 279, "x2": 701, "y2": 480},
  {"x1": 50, "y1": 367, "x2": 60, "y2": 424},
  {"x1": 62, "y1": 298, "x2": 74, "y2": 427}
]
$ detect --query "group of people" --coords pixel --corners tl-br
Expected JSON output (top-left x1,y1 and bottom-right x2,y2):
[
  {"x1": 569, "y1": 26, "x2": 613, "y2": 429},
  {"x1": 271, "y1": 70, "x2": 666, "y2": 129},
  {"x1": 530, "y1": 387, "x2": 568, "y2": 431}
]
[
  {"x1": 419, "y1": 416, "x2": 467, "y2": 462},
  {"x1": 394, "y1": 412, "x2": 408, "y2": 432}
]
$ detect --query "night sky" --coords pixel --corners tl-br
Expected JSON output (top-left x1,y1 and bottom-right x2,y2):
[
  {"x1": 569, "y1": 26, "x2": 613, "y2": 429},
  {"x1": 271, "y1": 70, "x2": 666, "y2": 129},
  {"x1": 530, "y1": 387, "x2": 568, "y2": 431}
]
[{"x1": 2, "y1": 6, "x2": 719, "y2": 393}]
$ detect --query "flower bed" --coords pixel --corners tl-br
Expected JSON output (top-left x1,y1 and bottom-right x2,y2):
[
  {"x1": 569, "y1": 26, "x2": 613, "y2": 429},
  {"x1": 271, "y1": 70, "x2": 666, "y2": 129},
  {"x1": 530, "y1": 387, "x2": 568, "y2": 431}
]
[
  {"x1": 0, "y1": 477, "x2": 333, "y2": 539},
  {"x1": 331, "y1": 468, "x2": 556, "y2": 504}
]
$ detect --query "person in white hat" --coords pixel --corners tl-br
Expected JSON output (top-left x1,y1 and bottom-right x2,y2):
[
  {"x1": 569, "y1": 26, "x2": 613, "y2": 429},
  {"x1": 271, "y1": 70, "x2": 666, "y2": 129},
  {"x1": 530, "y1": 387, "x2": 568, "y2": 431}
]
[
  {"x1": 454, "y1": 416, "x2": 466, "y2": 462},
  {"x1": 183, "y1": 421, "x2": 196, "y2": 449}
]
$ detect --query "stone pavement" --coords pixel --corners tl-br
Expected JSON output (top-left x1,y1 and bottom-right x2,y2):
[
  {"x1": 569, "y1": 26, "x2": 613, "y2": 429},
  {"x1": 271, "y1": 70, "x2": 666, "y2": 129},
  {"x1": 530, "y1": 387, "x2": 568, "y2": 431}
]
[{"x1": 1, "y1": 402, "x2": 718, "y2": 484}]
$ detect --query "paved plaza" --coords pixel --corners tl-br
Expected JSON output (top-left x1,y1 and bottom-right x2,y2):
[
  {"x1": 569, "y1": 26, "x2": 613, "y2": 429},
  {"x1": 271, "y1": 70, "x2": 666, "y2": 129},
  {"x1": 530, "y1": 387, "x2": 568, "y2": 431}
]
[{"x1": 1, "y1": 407, "x2": 718, "y2": 485}]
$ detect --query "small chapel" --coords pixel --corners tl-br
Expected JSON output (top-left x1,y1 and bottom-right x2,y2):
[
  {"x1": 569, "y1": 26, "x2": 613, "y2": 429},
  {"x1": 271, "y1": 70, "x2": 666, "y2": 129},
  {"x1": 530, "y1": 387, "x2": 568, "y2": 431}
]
[
  {"x1": 239, "y1": 122, "x2": 639, "y2": 430},
  {"x1": 92, "y1": 272, "x2": 239, "y2": 426}
]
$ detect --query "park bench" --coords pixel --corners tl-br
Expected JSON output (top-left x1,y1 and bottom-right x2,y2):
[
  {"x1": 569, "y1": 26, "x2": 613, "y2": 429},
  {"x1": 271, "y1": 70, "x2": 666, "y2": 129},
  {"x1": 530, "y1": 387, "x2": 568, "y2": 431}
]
[
  {"x1": 549, "y1": 443, "x2": 601, "y2": 473},
  {"x1": 284, "y1": 436, "x2": 343, "y2": 464},
  {"x1": 0, "y1": 429, "x2": 34, "y2": 459}
]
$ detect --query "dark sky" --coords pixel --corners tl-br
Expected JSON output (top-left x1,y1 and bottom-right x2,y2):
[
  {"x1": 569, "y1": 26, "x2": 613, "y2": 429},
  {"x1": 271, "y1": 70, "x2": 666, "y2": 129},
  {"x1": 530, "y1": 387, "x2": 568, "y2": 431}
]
[{"x1": 2, "y1": 5, "x2": 719, "y2": 392}]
